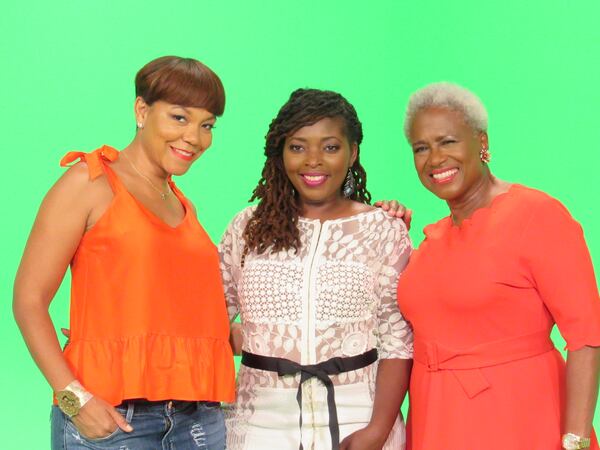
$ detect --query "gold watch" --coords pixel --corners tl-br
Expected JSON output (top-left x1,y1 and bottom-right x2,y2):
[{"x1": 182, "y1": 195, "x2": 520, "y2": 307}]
[
  {"x1": 562, "y1": 433, "x2": 591, "y2": 449},
  {"x1": 56, "y1": 380, "x2": 93, "y2": 418}
]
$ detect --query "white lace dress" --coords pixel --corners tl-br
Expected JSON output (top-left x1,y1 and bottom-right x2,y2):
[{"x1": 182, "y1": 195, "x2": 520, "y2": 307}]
[{"x1": 219, "y1": 207, "x2": 414, "y2": 450}]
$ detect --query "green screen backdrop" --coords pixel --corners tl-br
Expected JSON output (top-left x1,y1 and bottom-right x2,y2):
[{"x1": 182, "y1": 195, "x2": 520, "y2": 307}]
[{"x1": 2, "y1": 1, "x2": 599, "y2": 447}]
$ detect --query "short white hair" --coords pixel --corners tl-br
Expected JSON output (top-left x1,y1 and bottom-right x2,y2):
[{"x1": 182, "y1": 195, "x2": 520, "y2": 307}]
[{"x1": 404, "y1": 82, "x2": 488, "y2": 139}]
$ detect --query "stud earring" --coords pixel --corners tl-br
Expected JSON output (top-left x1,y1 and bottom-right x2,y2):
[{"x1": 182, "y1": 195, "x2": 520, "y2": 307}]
[
  {"x1": 480, "y1": 147, "x2": 491, "y2": 163},
  {"x1": 136, "y1": 122, "x2": 144, "y2": 130},
  {"x1": 342, "y1": 168, "x2": 356, "y2": 198}
]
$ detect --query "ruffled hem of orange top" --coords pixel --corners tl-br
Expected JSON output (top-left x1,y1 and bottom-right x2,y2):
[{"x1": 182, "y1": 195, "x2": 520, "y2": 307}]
[{"x1": 62, "y1": 334, "x2": 236, "y2": 406}]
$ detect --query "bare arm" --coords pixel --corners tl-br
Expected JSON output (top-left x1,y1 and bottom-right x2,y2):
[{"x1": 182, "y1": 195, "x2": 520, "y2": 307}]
[
  {"x1": 564, "y1": 345, "x2": 600, "y2": 439},
  {"x1": 13, "y1": 164, "x2": 131, "y2": 438},
  {"x1": 340, "y1": 358, "x2": 412, "y2": 450},
  {"x1": 369, "y1": 359, "x2": 412, "y2": 440},
  {"x1": 229, "y1": 321, "x2": 243, "y2": 355},
  {"x1": 14, "y1": 164, "x2": 90, "y2": 391}
]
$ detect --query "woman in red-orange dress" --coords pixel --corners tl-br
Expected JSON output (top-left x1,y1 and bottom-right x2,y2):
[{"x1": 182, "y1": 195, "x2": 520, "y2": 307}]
[{"x1": 396, "y1": 82, "x2": 600, "y2": 450}]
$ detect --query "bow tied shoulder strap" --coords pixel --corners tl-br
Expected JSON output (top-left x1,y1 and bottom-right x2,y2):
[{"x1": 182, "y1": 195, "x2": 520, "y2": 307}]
[{"x1": 60, "y1": 145, "x2": 119, "y2": 180}]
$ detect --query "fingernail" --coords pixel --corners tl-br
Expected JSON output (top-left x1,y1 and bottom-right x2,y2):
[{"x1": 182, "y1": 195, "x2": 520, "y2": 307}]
[{"x1": 125, "y1": 424, "x2": 134, "y2": 432}]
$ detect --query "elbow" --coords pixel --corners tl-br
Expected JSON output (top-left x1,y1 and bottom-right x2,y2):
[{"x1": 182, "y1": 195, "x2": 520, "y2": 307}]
[
  {"x1": 12, "y1": 284, "x2": 49, "y2": 329},
  {"x1": 12, "y1": 290, "x2": 30, "y2": 328}
]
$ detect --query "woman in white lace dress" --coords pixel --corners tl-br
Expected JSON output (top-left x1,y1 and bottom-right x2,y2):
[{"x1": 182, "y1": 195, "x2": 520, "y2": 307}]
[{"x1": 219, "y1": 89, "x2": 413, "y2": 450}]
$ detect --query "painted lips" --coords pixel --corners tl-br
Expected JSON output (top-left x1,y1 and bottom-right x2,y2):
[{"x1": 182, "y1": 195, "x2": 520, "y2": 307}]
[
  {"x1": 301, "y1": 174, "x2": 328, "y2": 187},
  {"x1": 431, "y1": 168, "x2": 458, "y2": 184},
  {"x1": 170, "y1": 146, "x2": 195, "y2": 161}
]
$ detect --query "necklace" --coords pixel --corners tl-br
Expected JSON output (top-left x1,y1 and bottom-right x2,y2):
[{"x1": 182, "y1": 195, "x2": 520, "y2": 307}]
[{"x1": 122, "y1": 152, "x2": 171, "y2": 200}]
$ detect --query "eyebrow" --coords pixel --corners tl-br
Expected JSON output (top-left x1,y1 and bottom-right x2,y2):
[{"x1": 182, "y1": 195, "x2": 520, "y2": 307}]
[
  {"x1": 412, "y1": 135, "x2": 456, "y2": 145},
  {"x1": 175, "y1": 105, "x2": 216, "y2": 121},
  {"x1": 288, "y1": 136, "x2": 341, "y2": 142}
]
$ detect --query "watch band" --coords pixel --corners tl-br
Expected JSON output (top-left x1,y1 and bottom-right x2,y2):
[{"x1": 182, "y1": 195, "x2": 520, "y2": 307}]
[
  {"x1": 56, "y1": 380, "x2": 93, "y2": 417},
  {"x1": 562, "y1": 433, "x2": 591, "y2": 449}
]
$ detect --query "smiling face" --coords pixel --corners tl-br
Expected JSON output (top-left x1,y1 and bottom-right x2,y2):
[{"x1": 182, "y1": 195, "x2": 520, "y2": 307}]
[
  {"x1": 409, "y1": 106, "x2": 488, "y2": 202},
  {"x1": 283, "y1": 116, "x2": 357, "y2": 208},
  {"x1": 135, "y1": 98, "x2": 216, "y2": 176}
]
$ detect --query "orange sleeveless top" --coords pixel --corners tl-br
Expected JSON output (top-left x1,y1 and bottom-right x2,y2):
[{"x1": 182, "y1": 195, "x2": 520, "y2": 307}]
[{"x1": 59, "y1": 145, "x2": 235, "y2": 405}]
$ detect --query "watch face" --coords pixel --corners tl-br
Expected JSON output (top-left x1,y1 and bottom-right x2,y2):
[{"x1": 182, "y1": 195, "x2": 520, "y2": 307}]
[
  {"x1": 57, "y1": 390, "x2": 81, "y2": 417},
  {"x1": 562, "y1": 434, "x2": 590, "y2": 450}
]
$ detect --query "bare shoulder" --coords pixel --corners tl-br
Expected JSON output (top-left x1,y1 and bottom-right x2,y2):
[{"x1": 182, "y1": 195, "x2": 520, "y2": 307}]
[
  {"x1": 45, "y1": 161, "x2": 113, "y2": 217},
  {"x1": 46, "y1": 162, "x2": 93, "y2": 204}
]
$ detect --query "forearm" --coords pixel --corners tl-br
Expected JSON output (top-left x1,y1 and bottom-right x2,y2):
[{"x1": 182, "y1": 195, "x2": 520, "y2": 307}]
[
  {"x1": 368, "y1": 358, "x2": 412, "y2": 434},
  {"x1": 564, "y1": 346, "x2": 600, "y2": 437},
  {"x1": 229, "y1": 321, "x2": 242, "y2": 356},
  {"x1": 13, "y1": 297, "x2": 76, "y2": 392}
]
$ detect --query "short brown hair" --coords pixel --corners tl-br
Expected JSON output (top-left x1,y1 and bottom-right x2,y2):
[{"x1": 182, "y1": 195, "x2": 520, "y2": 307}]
[{"x1": 135, "y1": 56, "x2": 225, "y2": 116}]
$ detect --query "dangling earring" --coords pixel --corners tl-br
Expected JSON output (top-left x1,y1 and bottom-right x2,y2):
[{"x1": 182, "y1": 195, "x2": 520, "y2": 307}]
[
  {"x1": 136, "y1": 122, "x2": 144, "y2": 130},
  {"x1": 480, "y1": 147, "x2": 491, "y2": 164},
  {"x1": 342, "y1": 168, "x2": 356, "y2": 198}
]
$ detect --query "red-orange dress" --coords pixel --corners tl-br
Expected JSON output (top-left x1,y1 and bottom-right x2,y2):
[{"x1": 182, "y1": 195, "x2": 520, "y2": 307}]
[{"x1": 397, "y1": 184, "x2": 600, "y2": 449}]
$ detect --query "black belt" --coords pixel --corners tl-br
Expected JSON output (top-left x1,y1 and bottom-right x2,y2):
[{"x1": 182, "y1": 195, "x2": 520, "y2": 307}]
[{"x1": 241, "y1": 348, "x2": 378, "y2": 450}]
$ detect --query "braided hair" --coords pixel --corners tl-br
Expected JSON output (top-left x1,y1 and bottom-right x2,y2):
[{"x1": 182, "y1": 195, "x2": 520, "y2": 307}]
[{"x1": 242, "y1": 88, "x2": 371, "y2": 261}]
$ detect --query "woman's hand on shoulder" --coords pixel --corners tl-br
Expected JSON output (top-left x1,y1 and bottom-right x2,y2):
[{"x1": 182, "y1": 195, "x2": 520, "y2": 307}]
[
  {"x1": 71, "y1": 396, "x2": 133, "y2": 440},
  {"x1": 373, "y1": 200, "x2": 413, "y2": 230}
]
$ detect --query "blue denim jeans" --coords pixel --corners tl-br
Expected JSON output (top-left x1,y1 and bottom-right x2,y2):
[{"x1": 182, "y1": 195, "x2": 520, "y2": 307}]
[{"x1": 51, "y1": 400, "x2": 225, "y2": 450}]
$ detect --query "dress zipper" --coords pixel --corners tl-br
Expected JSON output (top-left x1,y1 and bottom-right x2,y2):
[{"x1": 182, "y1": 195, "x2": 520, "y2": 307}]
[{"x1": 304, "y1": 220, "x2": 323, "y2": 448}]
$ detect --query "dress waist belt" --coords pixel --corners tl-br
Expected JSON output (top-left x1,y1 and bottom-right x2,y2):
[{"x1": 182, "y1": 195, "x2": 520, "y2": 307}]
[
  {"x1": 241, "y1": 349, "x2": 378, "y2": 450},
  {"x1": 413, "y1": 329, "x2": 555, "y2": 398}
]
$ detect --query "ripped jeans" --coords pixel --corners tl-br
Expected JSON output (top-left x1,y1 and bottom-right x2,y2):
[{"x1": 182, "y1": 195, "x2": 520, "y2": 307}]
[{"x1": 51, "y1": 400, "x2": 225, "y2": 450}]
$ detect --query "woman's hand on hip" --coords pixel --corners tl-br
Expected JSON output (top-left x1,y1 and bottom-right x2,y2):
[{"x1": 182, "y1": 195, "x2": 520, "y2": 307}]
[{"x1": 71, "y1": 396, "x2": 133, "y2": 439}]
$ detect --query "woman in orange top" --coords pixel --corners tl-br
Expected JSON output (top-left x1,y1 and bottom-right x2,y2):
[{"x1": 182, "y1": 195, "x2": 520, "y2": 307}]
[
  {"x1": 396, "y1": 82, "x2": 600, "y2": 449},
  {"x1": 13, "y1": 56, "x2": 235, "y2": 449}
]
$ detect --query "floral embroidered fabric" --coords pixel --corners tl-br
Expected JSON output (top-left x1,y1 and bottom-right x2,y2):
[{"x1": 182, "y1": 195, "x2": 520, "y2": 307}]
[{"x1": 219, "y1": 207, "x2": 413, "y2": 449}]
